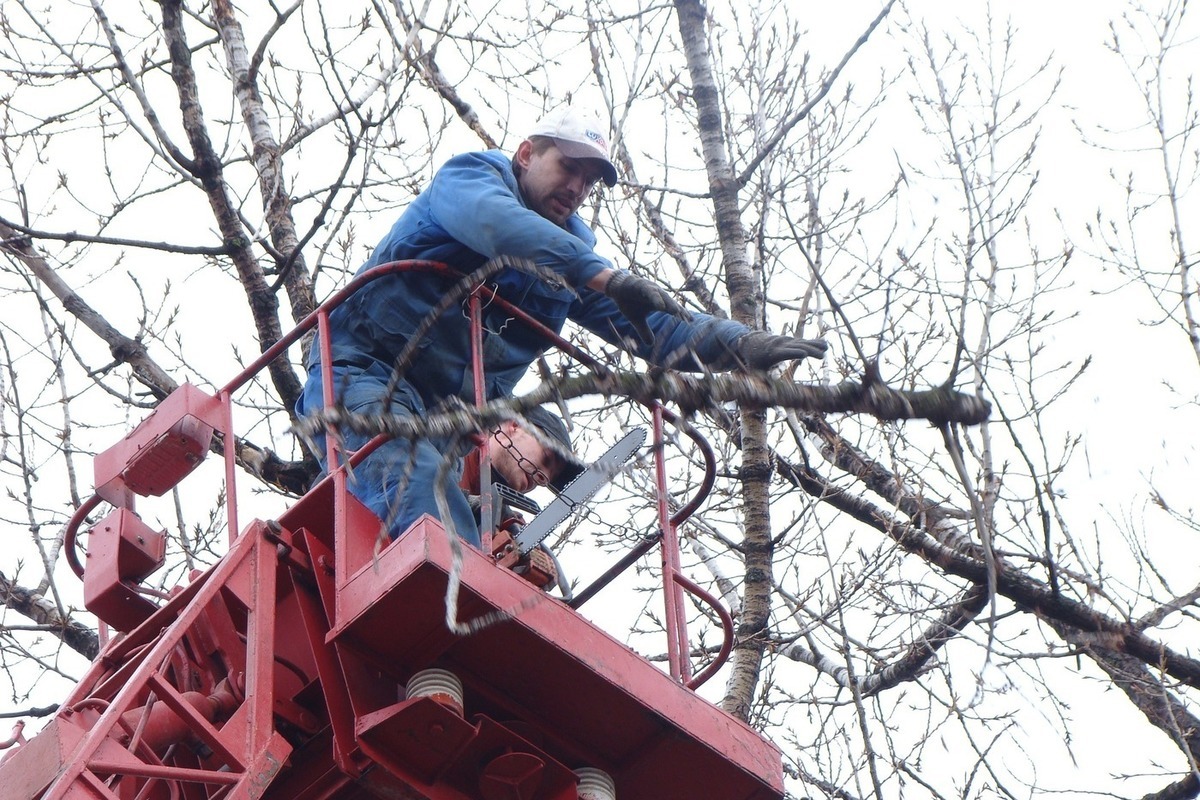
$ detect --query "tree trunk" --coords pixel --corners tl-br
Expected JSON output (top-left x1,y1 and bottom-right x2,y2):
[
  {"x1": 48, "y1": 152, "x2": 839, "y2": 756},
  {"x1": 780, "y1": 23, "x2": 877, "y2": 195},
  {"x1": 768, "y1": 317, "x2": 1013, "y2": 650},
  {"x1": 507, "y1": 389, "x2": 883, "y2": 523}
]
[{"x1": 673, "y1": 0, "x2": 771, "y2": 722}]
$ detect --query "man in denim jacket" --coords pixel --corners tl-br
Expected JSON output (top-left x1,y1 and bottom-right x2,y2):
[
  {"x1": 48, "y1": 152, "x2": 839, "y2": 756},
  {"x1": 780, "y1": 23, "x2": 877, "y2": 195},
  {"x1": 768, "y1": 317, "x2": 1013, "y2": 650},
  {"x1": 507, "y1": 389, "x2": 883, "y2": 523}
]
[{"x1": 298, "y1": 106, "x2": 826, "y2": 546}]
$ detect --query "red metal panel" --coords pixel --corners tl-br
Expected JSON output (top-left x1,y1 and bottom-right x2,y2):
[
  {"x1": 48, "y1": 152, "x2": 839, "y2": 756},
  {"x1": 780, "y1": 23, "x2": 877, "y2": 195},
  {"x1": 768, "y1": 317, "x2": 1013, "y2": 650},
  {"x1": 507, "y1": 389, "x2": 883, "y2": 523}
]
[
  {"x1": 355, "y1": 699, "x2": 578, "y2": 800},
  {"x1": 331, "y1": 517, "x2": 784, "y2": 800},
  {"x1": 0, "y1": 716, "x2": 86, "y2": 799},
  {"x1": 250, "y1": 729, "x2": 367, "y2": 800},
  {"x1": 277, "y1": 480, "x2": 384, "y2": 580},
  {"x1": 81, "y1": 508, "x2": 165, "y2": 632},
  {"x1": 93, "y1": 384, "x2": 222, "y2": 503},
  {"x1": 356, "y1": 697, "x2": 478, "y2": 785}
]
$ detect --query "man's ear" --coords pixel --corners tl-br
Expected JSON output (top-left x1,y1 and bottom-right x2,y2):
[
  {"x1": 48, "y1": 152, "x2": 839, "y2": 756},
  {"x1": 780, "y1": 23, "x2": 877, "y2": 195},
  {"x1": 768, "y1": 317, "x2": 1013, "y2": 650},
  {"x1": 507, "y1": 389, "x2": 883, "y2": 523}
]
[{"x1": 514, "y1": 139, "x2": 534, "y2": 170}]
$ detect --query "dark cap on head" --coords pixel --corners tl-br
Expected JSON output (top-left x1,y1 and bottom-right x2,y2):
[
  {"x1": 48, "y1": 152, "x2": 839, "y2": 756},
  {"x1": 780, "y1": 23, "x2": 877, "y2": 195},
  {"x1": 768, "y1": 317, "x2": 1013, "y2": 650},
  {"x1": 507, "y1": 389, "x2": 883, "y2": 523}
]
[{"x1": 522, "y1": 406, "x2": 586, "y2": 491}]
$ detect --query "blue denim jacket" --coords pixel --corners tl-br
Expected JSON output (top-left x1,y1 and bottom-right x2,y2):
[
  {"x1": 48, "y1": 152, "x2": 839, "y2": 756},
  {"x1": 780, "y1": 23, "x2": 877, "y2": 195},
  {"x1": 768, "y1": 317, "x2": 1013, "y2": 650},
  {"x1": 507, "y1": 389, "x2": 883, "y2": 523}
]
[{"x1": 309, "y1": 149, "x2": 747, "y2": 407}]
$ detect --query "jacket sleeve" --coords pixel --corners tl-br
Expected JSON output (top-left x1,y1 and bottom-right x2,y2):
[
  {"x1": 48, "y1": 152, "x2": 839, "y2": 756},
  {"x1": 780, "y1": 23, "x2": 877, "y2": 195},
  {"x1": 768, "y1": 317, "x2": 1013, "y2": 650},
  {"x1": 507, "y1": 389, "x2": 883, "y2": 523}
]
[
  {"x1": 425, "y1": 152, "x2": 612, "y2": 289},
  {"x1": 571, "y1": 283, "x2": 749, "y2": 371}
]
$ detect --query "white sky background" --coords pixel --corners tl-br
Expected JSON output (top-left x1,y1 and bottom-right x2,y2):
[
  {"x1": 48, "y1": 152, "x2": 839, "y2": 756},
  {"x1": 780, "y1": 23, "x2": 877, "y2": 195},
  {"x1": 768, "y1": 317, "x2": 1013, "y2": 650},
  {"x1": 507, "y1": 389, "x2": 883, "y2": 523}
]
[
  {"x1": 882, "y1": 1, "x2": 1200, "y2": 536},
  {"x1": 1020, "y1": 1, "x2": 1200, "y2": 564},
  {"x1": 1, "y1": 0, "x2": 1198, "y2": 797},
  {"x1": 885, "y1": 3, "x2": 1200, "y2": 791}
]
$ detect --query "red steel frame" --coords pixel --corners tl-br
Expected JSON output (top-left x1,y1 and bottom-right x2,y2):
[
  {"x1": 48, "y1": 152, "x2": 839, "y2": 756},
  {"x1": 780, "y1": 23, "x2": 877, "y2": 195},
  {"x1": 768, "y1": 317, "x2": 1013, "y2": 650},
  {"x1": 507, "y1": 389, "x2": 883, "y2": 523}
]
[{"x1": 2, "y1": 261, "x2": 779, "y2": 800}]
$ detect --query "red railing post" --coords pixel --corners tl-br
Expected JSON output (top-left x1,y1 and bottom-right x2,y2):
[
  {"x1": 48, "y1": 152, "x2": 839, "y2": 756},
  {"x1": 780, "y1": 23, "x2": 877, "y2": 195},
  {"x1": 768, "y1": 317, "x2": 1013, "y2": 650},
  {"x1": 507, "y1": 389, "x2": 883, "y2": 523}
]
[
  {"x1": 654, "y1": 405, "x2": 691, "y2": 683},
  {"x1": 468, "y1": 290, "x2": 494, "y2": 552}
]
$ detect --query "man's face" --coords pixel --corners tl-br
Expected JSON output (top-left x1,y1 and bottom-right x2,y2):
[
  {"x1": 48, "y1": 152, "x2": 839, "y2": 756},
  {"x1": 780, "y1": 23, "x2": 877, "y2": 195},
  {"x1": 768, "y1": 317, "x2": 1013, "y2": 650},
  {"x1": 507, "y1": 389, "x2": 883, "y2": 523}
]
[
  {"x1": 490, "y1": 421, "x2": 564, "y2": 494},
  {"x1": 515, "y1": 139, "x2": 606, "y2": 227}
]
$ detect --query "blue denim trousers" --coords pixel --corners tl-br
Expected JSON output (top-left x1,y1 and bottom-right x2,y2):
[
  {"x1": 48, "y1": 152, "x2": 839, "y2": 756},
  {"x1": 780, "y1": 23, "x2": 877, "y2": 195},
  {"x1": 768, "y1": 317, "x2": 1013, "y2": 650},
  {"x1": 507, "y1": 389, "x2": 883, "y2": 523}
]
[{"x1": 297, "y1": 362, "x2": 481, "y2": 548}]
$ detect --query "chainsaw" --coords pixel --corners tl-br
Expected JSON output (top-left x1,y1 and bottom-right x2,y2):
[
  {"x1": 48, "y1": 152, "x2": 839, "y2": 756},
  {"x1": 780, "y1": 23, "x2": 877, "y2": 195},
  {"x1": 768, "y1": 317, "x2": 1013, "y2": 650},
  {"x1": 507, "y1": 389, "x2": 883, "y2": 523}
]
[{"x1": 491, "y1": 427, "x2": 645, "y2": 589}]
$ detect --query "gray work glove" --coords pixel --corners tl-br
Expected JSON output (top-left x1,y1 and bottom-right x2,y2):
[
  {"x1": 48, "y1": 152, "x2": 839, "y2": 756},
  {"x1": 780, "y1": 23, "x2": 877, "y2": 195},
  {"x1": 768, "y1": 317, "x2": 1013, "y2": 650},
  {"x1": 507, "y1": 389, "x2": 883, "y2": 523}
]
[
  {"x1": 734, "y1": 331, "x2": 828, "y2": 369},
  {"x1": 605, "y1": 271, "x2": 691, "y2": 344}
]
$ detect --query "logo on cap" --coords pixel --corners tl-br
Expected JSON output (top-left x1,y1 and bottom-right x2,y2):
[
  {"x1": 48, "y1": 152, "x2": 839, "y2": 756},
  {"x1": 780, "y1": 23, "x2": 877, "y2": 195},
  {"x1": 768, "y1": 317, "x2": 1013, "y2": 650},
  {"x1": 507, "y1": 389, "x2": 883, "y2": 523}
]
[{"x1": 585, "y1": 130, "x2": 607, "y2": 150}]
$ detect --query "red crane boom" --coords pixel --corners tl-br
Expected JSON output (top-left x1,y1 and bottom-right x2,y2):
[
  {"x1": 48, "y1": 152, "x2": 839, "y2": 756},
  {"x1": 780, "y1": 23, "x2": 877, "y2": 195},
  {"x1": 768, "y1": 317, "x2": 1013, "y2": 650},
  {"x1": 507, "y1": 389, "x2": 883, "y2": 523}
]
[{"x1": 0, "y1": 262, "x2": 784, "y2": 800}]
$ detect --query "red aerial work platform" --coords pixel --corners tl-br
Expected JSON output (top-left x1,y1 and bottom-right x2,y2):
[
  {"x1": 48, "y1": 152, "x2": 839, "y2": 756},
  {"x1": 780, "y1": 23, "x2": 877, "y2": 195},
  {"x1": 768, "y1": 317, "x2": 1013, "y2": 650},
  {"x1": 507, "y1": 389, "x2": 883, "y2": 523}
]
[{"x1": 0, "y1": 262, "x2": 784, "y2": 800}]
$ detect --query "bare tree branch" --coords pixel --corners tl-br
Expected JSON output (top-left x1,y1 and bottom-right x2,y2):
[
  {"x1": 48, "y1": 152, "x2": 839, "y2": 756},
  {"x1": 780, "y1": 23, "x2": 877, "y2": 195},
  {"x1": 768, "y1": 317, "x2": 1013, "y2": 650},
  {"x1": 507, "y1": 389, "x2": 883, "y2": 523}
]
[{"x1": 0, "y1": 572, "x2": 98, "y2": 661}]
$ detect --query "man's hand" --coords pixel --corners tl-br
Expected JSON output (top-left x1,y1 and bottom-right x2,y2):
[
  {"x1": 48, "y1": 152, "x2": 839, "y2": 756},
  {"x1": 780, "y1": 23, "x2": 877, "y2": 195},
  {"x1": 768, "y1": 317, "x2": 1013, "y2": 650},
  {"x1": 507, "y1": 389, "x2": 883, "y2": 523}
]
[
  {"x1": 736, "y1": 331, "x2": 828, "y2": 369},
  {"x1": 604, "y1": 271, "x2": 691, "y2": 343}
]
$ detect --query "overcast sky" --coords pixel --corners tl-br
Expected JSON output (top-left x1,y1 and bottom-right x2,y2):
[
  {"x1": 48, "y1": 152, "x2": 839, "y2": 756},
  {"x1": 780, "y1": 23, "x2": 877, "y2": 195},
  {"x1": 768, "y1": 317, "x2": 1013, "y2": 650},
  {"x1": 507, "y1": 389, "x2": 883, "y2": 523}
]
[{"x1": 2, "y1": 1, "x2": 1198, "y2": 795}]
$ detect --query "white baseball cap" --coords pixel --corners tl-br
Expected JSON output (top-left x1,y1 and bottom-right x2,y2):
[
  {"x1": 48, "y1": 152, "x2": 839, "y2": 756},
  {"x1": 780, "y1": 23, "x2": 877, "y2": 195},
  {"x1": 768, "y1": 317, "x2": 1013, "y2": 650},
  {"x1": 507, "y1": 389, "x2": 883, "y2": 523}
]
[{"x1": 528, "y1": 106, "x2": 618, "y2": 187}]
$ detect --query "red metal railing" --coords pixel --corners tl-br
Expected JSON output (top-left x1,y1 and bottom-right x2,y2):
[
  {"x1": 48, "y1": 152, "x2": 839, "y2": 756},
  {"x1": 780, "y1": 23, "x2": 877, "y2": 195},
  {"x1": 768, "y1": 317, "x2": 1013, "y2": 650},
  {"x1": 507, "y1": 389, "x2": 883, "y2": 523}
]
[{"x1": 62, "y1": 260, "x2": 732, "y2": 688}]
